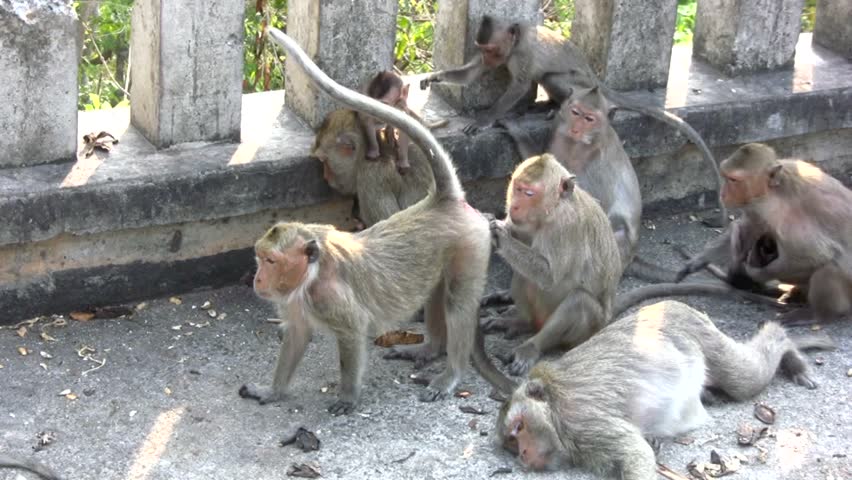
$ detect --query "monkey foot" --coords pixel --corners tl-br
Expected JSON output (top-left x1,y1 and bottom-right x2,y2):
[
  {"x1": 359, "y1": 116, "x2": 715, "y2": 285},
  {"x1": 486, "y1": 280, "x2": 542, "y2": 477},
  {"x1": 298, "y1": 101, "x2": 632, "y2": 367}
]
[
  {"x1": 417, "y1": 386, "x2": 448, "y2": 403},
  {"x1": 776, "y1": 308, "x2": 820, "y2": 327},
  {"x1": 645, "y1": 437, "x2": 663, "y2": 456},
  {"x1": 487, "y1": 387, "x2": 508, "y2": 403},
  {"x1": 366, "y1": 147, "x2": 380, "y2": 159},
  {"x1": 327, "y1": 400, "x2": 357, "y2": 415},
  {"x1": 506, "y1": 344, "x2": 541, "y2": 376},
  {"x1": 790, "y1": 373, "x2": 818, "y2": 390},
  {"x1": 238, "y1": 383, "x2": 286, "y2": 405},
  {"x1": 383, "y1": 343, "x2": 443, "y2": 369}
]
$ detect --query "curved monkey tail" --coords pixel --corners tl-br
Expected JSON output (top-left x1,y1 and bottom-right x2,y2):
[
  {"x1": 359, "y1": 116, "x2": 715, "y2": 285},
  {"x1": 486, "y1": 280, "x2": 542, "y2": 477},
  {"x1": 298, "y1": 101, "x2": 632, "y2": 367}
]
[
  {"x1": 601, "y1": 86, "x2": 728, "y2": 227},
  {"x1": 0, "y1": 454, "x2": 63, "y2": 480},
  {"x1": 267, "y1": 28, "x2": 463, "y2": 202},
  {"x1": 612, "y1": 281, "x2": 787, "y2": 319}
]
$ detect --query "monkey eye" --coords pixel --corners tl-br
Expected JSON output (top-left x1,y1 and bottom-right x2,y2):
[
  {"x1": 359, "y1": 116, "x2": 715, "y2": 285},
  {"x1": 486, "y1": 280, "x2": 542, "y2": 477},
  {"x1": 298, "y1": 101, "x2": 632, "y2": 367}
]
[
  {"x1": 524, "y1": 190, "x2": 535, "y2": 197},
  {"x1": 726, "y1": 177, "x2": 738, "y2": 183},
  {"x1": 570, "y1": 108, "x2": 581, "y2": 117},
  {"x1": 584, "y1": 116, "x2": 596, "y2": 123},
  {"x1": 265, "y1": 258, "x2": 276, "y2": 265}
]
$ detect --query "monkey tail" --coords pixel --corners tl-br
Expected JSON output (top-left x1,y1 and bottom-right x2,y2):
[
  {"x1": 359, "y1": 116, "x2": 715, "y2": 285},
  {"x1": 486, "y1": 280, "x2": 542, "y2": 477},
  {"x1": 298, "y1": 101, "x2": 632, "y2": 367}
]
[
  {"x1": 612, "y1": 281, "x2": 788, "y2": 319},
  {"x1": 791, "y1": 333, "x2": 837, "y2": 352},
  {"x1": 266, "y1": 28, "x2": 463, "y2": 202},
  {"x1": 471, "y1": 324, "x2": 517, "y2": 395},
  {"x1": 601, "y1": 86, "x2": 728, "y2": 227},
  {"x1": 0, "y1": 454, "x2": 62, "y2": 480},
  {"x1": 624, "y1": 256, "x2": 679, "y2": 283}
]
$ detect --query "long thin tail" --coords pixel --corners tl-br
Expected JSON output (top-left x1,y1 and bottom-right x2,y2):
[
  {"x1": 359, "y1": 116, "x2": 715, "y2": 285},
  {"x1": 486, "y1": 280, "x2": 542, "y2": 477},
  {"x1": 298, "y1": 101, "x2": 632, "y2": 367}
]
[
  {"x1": 471, "y1": 323, "x2": 517, "y2": 395},
  {"x1": 267, "y1": 28, "x2": 463, "y2": 201},
  {"x1": 625, "y1": 256, "x2": 679, "y2": 283},
  {"x1": 0, "y1": 454, "x2": 62, "y2": 480},
  {"x1": 601, "y1": 86, "x2": 728, "y2": 227},
  {"x1": 613, "y1": 281, "x2": 788, "y2": 319}
]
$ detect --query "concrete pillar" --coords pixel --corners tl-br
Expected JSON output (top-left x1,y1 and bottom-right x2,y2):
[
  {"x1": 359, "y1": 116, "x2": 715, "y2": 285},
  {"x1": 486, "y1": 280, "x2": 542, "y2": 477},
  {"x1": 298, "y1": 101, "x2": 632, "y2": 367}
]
[
  {"x1": 431, "y1": 0, "x2": 542, "y2": 113},
  {"x1": 284, "y1": 0, "x2": 398, "y2": 128},
  {"x1": 0, "y1": 0, "x2": 78, "y2": 168},
  {"x1": 130, "y1": 0, "x2": 243, "y2": 148},
  {"x1": 813, "y1": 0, "x2": 852, "y2": 57},
  {"x1": 571, "y1": 0, "x2": 677, "y2": 91},
  {"x1": 694, "y1": 0, "x2": 805, "y2": 76}
]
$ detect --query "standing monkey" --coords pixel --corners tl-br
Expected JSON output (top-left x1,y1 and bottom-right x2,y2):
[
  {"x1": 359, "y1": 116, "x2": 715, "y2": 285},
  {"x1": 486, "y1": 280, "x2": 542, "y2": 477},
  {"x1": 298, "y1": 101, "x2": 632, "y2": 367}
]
[
  {"x1": 421, "y1": 15, "x2": 727, "y2": 226},
  {"x1": 495, "y1": 300, "x2": 831, "y2": 478},
  {"x1": 486, "y1": 153, "x2": 622, "y2": 375},
  {"x1": 240, "y1": 28, "x2": 514, "y2": 414},
  {"x1": 0, "y1": 454, "x2": 62, "y2": 479},
  {"x1": 678, "y1": 143, "x2": 852, "y2": 326}
]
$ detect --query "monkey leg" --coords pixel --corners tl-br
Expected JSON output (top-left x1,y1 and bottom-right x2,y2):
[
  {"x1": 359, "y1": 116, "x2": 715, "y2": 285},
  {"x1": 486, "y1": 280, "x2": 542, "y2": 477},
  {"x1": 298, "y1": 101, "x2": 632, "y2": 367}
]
[
  {"x1": 778, "y1": 264, "x2": 852, "y2": 327},
  {"x1": 579, "y1": 419, "x2": 656, "y2": 480},
  {"x1": 383, "y1": 282, "x2": 448, "y2": 369},
  {"x1": 239, "y1": 319, "x2": 313, "y2": 405},
  {"x1": 480, "y1": 308, "x2": 534, "y2": 339},
  {"x1": 395, "y1": 131, "x2": 411, "y2": 174},
  {"x1": 328, "y1": 333, "x2": 367, "y2": 415},
  {"x1": 507, "y1": 291, "x2": 604, "y2": 376},
  {"x1": 364, "y1": 118, "x2": 381, "y2": 159}
]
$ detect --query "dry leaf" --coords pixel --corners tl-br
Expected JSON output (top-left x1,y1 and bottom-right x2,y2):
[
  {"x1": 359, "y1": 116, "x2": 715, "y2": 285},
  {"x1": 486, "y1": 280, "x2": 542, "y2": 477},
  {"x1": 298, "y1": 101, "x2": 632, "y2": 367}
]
[
  {"x1": 81, "y1": 131, "x2": 118, "y2": 157},
  {"x1": 287, "y1": 462, "x2": 321, "y2": 478},
  {"x1": 0, "y1": 364, "x2": 4, "y2": 369},
  {"x1": 462, "y1": 443, "x2": 474, "y2": 459},
  {"x1": 656, "y1": 463, "x2": 690, "y2": 480},
  {"x1": 467, "y1": 419, "x2": 478, "y2": 430},
  {"x1": 455, "y1": 391, "x2": 472, "y2": 398},
  {"x1": 674, "y1": 436, "x2": 695, "y2": 445},
  {"x1": 814, "y1": 357, "x2": 824, "y2": 366},
  {"x1": 373, "y1": 330, "x2": 425, "y2": 347},
  {"x1": 847, "y1": 368, "x2": 852, "y2": 377},
  {"x1": 754, "y1": 403, "x2": 776, "y2": 425},
  {"x1": 58, "y1": 389, "x2": 71, "y2": 396},
  {"x1": 70, "y1": 311, "x2": 95, "y2": 321},
  {"x1": 164, "y1": 387, "x2": 172, "y2": 396},
  {"x1": 39, "y1": 351, "x2": 53, "y2": 359},
  {"x1": 736, "y1": 423, "x2": 756, "y2": 445},
  {"x1": 409, "y1": 375, "x2": 430, "y2": 386},
  {"x1": 66, "y1": 393, "x2": 78, "y2": 400},
  {"x1": 208, "y1": 310, "x2": 218, "y2": 318},
  {"x1": 40, "y1": 332, "x2": 57, "y2": 342},
  {"x1": 810, "y1": 324, "x2": 821, "y2": 331},
  {"x1": 169, "y1": 297, "x2": 182, "y2": 305},
  {"x1": 93, "y1": 306, "x2": 133, "y2": 318},
  {"x1": 16, "y1": 326, "x2": 27, "y2": 337},
  {"x1": 459, "y1": 405, "x2": 487, "y2": 415},
  {"x1": 136, "y1": 302, "x2": 148, "y2": 311},
  {"x1": 200, "y1": 301, "x2": 212, "y2": 310},
  {"x1": 280, "y1": 427, "x2": 321, "y2": 452},
  {"x1": 489, "y1": 467, "x2": 513, "y2": 477},
  {"x1": 17, "y1": 347, "x2": 28, "y2": 356}
]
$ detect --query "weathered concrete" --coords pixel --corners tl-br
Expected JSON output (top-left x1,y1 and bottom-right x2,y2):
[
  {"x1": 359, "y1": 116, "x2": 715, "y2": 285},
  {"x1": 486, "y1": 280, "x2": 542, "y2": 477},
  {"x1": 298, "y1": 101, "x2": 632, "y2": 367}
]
[
  {"x1": 0, "y1": 0, "x2": 78, "y2": 168},
  {"x1": 694, "y1": 0, "x2": 805, "y2": 75},
  {"x1": 129, "y1": 0, "x2": 243, "y2": 148},
  {"x1": 572, "y1": 0, "x2": 677, "y2": 90},
  {"x1": 813, "y1": 0, "x2": 852, "y2": 57},
  {"x1": 431, "y1": 0, "x2": 542, "y2": 112},
  {"x1": 284, "y1": 0, "x2": 398, "y2": 128},
  {"x1": 0, "y1": 213, "x2": 850, "y2": 480}
]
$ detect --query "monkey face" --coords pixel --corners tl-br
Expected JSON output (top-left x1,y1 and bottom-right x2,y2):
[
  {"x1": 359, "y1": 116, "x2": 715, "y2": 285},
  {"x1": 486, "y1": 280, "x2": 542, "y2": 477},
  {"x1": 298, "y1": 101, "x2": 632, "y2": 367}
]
[
  {"x1": 508, "y1": 181, "x2": 544, "y2": 228},
  {"x1": 720, "y1": 168, "x2": 768, "y2": 208},
  {"x1": 476, "y1": 43, "x2": 507, "y2": 67},
  {"x1": 563, "y1": 103, "x2": 600, "y2": 144},
  {"x1": 253, "y1": 243, "x2": 314, "y2": 300}
]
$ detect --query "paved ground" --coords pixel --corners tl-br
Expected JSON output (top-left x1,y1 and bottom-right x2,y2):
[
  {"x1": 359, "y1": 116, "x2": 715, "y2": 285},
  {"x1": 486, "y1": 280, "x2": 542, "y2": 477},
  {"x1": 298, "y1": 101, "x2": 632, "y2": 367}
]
[{"x1": 0, "y1": 210, "x2": 849, "y2": 480}]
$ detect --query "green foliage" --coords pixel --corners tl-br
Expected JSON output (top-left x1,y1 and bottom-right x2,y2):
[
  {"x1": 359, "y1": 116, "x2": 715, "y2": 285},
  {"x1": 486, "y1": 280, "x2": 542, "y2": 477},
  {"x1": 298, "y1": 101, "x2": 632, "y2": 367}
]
[
  {"x1": 543, "y1": 0, "x2": 574, "y2": 38},
  {"x1": 674, "y1": 0, "x2": 697, "y2": 45},
  {"x1": 244, "y1": 0, "x2": 287, "y2": 92},
  {"x1": 75, "y1": 0, "x2": 133, "y2": 110},
  {"x1": 395, "y1": 0, "x2": 437, "y2": 74},
  {"x1": 801, "y1": 0, "x2": 816, "y2": 33}
]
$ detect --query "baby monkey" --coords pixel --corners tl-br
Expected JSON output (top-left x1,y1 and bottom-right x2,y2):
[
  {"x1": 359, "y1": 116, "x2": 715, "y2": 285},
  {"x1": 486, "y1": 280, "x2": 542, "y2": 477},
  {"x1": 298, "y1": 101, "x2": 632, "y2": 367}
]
[
  {"x1": 496, "y1": 300, "x2": 832, "y2": 478},
  {"x1": 362, "y1": 71, "x2": 446, "y2": 174}
]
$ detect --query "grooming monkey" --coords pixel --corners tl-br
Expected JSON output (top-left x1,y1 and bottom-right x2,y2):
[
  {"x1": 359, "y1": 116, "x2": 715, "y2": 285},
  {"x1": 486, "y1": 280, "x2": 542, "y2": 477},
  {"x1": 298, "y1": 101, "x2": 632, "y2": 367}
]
[
  {"x1": 495, "y1": 300, "x2": 831, "y2": 478},
  {"x1": 361, "y1": 71, "x2": 448, "y2": 174},
  {"x1": 421, "y1": 15, "x2": 727, "y2": 226},
  {"x1": 678, "y1": 143, "x2": 852, "y2": 326},
  {"x1": 312, "y1": 109, "x2": 434, "y2": 227},
  {"x1": 0, "y1": 454, "x2": 62, "y2": 479},
  {"x1": 240, "y1": 28, "x2": 514, "y2": 414}
]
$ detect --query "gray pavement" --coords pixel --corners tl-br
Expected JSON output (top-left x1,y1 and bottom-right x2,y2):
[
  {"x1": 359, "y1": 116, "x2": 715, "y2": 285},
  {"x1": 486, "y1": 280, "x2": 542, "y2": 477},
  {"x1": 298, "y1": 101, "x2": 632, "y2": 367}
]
[{"x1": 0, "y1": 210, "x2": 850, "y2": 480}]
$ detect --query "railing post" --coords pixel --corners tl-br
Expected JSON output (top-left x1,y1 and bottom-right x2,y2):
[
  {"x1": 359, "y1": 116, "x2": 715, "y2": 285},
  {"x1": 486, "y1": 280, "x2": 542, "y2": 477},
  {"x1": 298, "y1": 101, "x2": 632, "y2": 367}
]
[
  {"x1": 693, "y1": 0, "x2": 805, "y2": 75},
  {"x1": 129, "y1": 0, "x2": 244, "y2": 148},
  {"x1": 813, "y1": 0, "x2": 852, "y2": 57},
  {"x1": 431, "y1": 0, "x2": 542, "y2": 112},
  {"x1": 284, "y1": 0, "x2": 399, "y2": 128},
  {"x1": 571, "y1": 0, "x2": 678, "y2": 90},
  {"x1": 0, "y1": 1, "x2": 78, "y2": 167}
]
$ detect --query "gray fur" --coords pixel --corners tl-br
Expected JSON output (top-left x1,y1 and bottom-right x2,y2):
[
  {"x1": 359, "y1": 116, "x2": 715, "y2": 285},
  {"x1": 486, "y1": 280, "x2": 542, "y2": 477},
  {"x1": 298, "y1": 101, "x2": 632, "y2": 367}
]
[{"x1": 0, "y1": 454, "x2": 62, "y2": 480}]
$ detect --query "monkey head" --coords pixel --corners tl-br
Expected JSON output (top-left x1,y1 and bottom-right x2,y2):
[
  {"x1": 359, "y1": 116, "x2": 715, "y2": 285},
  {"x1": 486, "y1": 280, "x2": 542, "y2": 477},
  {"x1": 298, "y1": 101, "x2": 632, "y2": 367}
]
[
  {"x1": 497, "y1": 377, "x2": 564, "y2": 471},
  {"x1": 312, "y1": 110, "x2": 366, "y2": 194},
  {"x1": 475, "y1": 15, "x2": 519, "y2": 68},
  {"x1": 719, "y1": 143, "x2": 783, "y2": 208},
  {"x1": 253, "y1": 223, "x2": 320, "y2": 302},
  {"x1": 366, "y1": 71, "x2": 409, "y2": 109},
  {"x1": 556, "y1": 88, "x2": 608, "y2": 145},
  {"x1": 506, "y1": 154, "x2": 576, "y2": 233}
]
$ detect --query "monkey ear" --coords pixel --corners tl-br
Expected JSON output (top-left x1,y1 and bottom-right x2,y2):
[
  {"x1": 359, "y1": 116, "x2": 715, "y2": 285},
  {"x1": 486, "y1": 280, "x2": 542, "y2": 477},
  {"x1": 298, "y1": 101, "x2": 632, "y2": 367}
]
[
  {"x1": 560, "y1": 175, "x2": 576, "y2": 198},
  {"x1": 335, "y1": 133, "x2": 357, "y2": 158},
  {"x1": 400, "y1": 83, "x2": 410, "y2": 101},
  {"x1": 305, "y1": 239, "x2": 319, "y2": 263},
  {"x1": 509, "y1": 23, "x2": 520, "y2": 37},
  {"x1": 526, "y1": 379, "x2": 546, "y2": 401},
  {"x1": 768, "y1": 163, "x2": 783, "y2": 187}
]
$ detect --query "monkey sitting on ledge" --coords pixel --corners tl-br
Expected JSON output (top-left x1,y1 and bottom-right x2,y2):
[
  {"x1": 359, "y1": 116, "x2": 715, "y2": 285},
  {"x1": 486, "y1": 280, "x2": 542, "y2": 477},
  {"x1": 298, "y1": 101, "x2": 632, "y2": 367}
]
[{"x1": 495, "y1": 300, "x2": 832, "y2": 479}]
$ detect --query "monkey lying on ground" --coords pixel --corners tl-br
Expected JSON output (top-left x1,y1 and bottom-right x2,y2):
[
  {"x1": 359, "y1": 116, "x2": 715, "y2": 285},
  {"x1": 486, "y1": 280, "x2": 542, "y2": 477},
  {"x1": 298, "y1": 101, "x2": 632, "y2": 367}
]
[
  {"x1": 239, "y1": 28, "x2": 515, "y2": 414},
  {"x1": 495, "y1": 300, "x2": 832, "y2": 478},
  {"x1": 420, "y1": 15, "x2": 727, "y2": 227},
  {"x1": 0, "y1": 453, "x2": 62, "y2": 480},
  {"x1": 678, "y1": 143, "x2": 852, "y2": 326},
  {"x1": 312, "y1": 109, "x2": 434, "y2": 228},
  {"x1": 361, "y1": 70, "x2": 448, "y2": 174}
]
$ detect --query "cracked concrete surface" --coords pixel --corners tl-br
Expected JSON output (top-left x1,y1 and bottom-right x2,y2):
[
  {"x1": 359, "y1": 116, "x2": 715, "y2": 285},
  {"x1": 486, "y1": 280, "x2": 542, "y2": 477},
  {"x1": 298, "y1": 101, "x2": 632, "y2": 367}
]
[{"x1": 0, "y1": 210, "x2": 850, "y2": 480}]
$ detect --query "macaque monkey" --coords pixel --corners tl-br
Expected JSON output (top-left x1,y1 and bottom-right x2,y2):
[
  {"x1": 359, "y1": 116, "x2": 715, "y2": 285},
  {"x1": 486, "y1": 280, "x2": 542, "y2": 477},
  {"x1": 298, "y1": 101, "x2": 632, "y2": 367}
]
[
  {"x1": 361, "y1": 71, "x2": 448, "y2": 174},
  {"x1": 495, "y1": 300, "x2": 832, "y2": 478},
  {"x1": 678, "y1": 143, "x2": 852, "y2": 326},
  {"x1": 486, "y1": 153, "x2": 622, "y2": 375},
  {"x1": 0, "y1": 454, "x2": 62, "y2": 479},
  {"x1": 241, "y1": 28, "x2": 515, "y2": 414},
  {"x1": 312, "y1": 109, "x2": 434, "y2": 227},
  {"x1": 421, "y1": 15, "x2": 727, "y2": 226}
]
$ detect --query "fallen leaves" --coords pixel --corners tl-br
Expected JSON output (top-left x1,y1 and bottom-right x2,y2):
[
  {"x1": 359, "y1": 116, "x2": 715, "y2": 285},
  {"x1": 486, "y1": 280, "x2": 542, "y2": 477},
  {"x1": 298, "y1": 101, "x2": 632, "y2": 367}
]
[
  {"x1": 656, "y1": 463, "x2": 689, "y2": 480},
  {"x1": 280, "y1": 427, "x2": 321, "y2": 452},
  {"x1": 58, "y1": 389, "x2": 77, "y2": 400},
  {"x1": 70, "y1": 311, "x2": 95, "y2": 322},
  {"x1": 373, "y1": 330, "x2": 424, "y2": 348},
  {"x1": 688, "y1": 450, "x2": 747, "y2": 478},
  {"x1": 17, "y1": 347, "x2": 29, "y2": 356},
  {"x1": 81, "y1": 131, "x2": 119, "y2": 157},
  {"x1": 753, "y1": 403, "x2": 776, "y2": 425},
  {"x1": 169, "y1": 297, "x2": 183, "y2": 305},
  {"x1": 16, "y1": 326, "x2": 27, "y2": 337},
  {"x1": 459, "y1": 405, "x2": 487, "y2": 415},
  {"x1": 70, "y1": 306, "x2": 134, "y2": 321},
  {"x1": 489, "y1": 467, "x2": 512, "y2": 476},
  {"x1": 390, "y1": 450, "x2": 416, "y2": 464},
  {"x1": 455, "y1": 390, "x2": 472, "y2": 398},
  {"x1": 33, "y1": 431, "x2": 57, "y2": 452},
  {"x1": 287, "y1": 462, "x2": 321, "y2": 478},
  {"x1": 736, "y1": 423, "x2": 769, "y2": 446}
]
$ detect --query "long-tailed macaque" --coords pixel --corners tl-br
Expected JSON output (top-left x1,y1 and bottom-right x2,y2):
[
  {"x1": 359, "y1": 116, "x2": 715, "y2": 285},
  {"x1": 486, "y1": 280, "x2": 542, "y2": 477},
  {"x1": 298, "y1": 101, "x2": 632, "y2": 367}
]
[
  {"x1": 240, "y1": 28, "x2": 514, "y2": 414},
  {"x1": 486, "y1": 153, "x2": 622, "y2": 375},
  {"x1": 678, "y1": 143, "x2": 852, "y2": 326},
  {"x1": 421, "y1": 15, "x2": 727, "y2": 226},
  {"x1": 0, "y1": 454, "x2": 62, "y2": 479},
  {"x1": 495, "y1": 300, "x2": 832, "y2": 478},
  {"x1": 312, "y1": 109, "x2": 434, "y2": 227}
]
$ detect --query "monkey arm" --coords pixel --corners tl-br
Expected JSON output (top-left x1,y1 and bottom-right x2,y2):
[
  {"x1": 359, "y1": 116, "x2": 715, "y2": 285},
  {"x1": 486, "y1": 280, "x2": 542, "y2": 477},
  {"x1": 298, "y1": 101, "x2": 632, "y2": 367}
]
[
  {"x1": 420, "y1": 56, "x2": 486, "y2": 89},
  {"x1": 471, "y1": 79, "x2": 533, "y2": 130},
  {"x1": 495, "y1": 233, "x2": 558, "y2": 290},
  {"x1": 676, "y1": 225, "x2": 735, "y2": 282}
]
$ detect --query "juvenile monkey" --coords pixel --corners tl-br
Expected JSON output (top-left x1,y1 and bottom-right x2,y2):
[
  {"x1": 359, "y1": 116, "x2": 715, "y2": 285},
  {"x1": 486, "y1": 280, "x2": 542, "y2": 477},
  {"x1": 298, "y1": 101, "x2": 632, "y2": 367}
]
[
  {"x1": 495, "y1": 300, "x2": 831, "y2": 478},
  {"x1": 362, "y1": 71, "x2": 448, "y2": 174},
  {"x1": 0, "y1": 454, "x2": 62, "y2": 479},
  {"x1": 312, "y1": 109, "x2": 434, "y2": 227},
  {"x1": 486, "y1": 153, "x2": 622, "y2": 375},
  {"x1": 240, "y1": 28, "x2": 514, "y2": 414},
  {"x1": 421, "y1": 15, "x2": 727, "y2": 226},
  {"x1": 678, "y1": 143, "x2": 852, "y2": 326}
]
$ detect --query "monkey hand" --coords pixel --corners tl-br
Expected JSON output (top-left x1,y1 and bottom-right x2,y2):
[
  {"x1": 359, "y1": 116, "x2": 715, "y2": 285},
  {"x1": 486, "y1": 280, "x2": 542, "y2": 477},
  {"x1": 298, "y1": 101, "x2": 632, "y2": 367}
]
[
  {"x1": 489, "y1": 218, "x2": 509, "y2": 249},
  {"x1": 507, "y1": 343, "x2": 541, "y2": 376},
  {"x1": 462, "y1": 116, "x2": 495, "y2": 135},
  {"x1": 238, "y1": 383, "x2": 288, "y2": 405},
  {"x1": 675, "y1": 259, "x2": 706, "y2": 282},
  {"x1": 419, "y1": 75, "x2": 438, "y2": 90}
]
